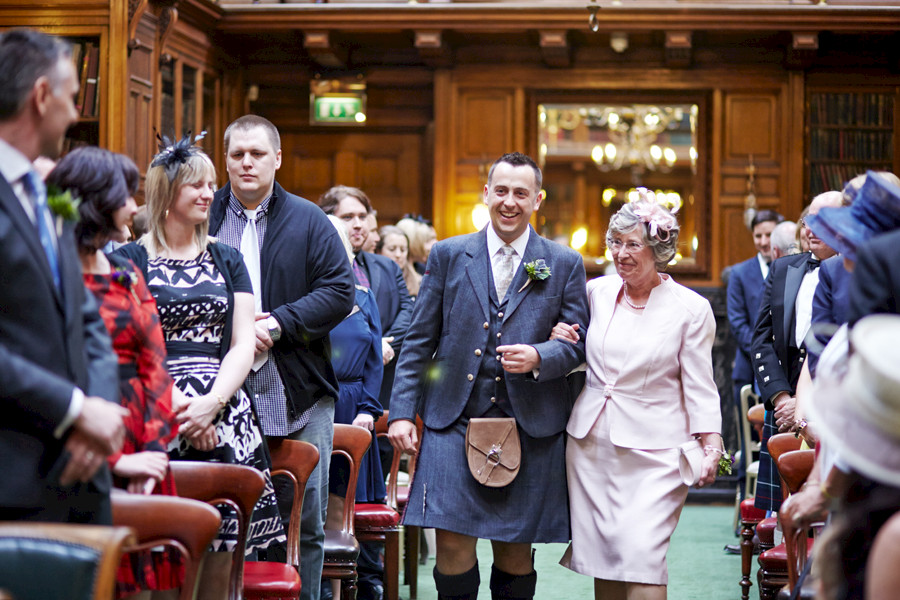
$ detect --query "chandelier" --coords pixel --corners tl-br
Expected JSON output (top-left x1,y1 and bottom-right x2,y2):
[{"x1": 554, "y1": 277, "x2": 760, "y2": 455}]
[{"x1": 588, "y1": 105, "x2": 684, "y2": 183}]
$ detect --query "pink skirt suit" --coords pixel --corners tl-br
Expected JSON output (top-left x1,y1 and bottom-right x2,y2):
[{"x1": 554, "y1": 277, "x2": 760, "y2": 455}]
[{"x1": 560, "y1": 274, "x2": 721, "y2": 584}]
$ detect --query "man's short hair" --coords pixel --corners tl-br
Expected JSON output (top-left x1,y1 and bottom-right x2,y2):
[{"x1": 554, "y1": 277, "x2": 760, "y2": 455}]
[
  {"x1": 318, "y1": 185, "x2": 372, "y2": 215},
  {"x1": 223, "y1": 114, "x2": 281, "y2": 154},
  {"x1": 487, "y1": 152, "x2": 542, "y2": 192},
  {"x1": 0, "y1": 28, "x2": 72, "y2": 120},
  {"x1": 770, "y1": 221, "x2": 798, "y2": 256},
  {"x1": 751, "y1": 209, "x2": 784, "y2": 230}
]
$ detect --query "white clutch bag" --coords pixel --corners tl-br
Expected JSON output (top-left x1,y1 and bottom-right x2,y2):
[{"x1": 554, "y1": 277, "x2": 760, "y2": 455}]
[{"x1": 678, "y1": 439, "x2": 704, "y2": 486}]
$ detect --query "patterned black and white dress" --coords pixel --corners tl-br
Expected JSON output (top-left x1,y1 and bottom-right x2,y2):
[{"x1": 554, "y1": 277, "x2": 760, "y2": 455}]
[{"x1": 146, "y1": 249, "x2": 285, "y2": 554}]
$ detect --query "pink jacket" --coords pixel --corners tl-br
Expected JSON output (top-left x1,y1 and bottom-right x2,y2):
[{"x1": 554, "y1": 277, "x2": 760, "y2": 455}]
[{"x1": 566, "y1": 274, "x2": 722, "y2": 449}]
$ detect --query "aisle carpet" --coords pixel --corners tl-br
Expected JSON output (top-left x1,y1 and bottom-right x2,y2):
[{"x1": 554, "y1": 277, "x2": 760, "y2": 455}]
[{"x1": 396, "y1": 504, "x2": 740, "y2": 600}]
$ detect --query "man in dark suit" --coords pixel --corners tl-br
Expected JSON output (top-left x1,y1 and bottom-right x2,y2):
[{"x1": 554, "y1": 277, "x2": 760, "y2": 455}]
[
  {"x1": 725, "y1": 209, "x2": 783, "y2": 493},
  {"x1": 751, "y1": 191, "x2": 841, "y2": 512},
  {"x1": 388, "y1": 153, "x2": 588, "y2": 600},
  {"x1": 848, "y1": 229, "x2": 900, "y2": 323},
  {"x1": 0, "y1": 28, "x2": 125, "y2": 523},
  {"x1": 319, "y1": 185, "x2": 413, "y2": 600},
  {"x1": 209, "y1": 114, "x2": 355, "y2": 600}
]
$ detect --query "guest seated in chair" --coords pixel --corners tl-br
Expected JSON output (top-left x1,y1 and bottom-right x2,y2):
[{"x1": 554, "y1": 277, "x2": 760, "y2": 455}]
[{"x1": 554, "y1": 190, "x2": 725, "y2": 600}]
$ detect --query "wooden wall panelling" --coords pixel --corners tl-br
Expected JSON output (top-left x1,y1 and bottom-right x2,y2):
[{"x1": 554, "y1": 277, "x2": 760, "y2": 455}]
[
  {"x1": 127, "y1": 13, "x2": 156, "y2": 180},
  {"x1": 278, "y1": 133, "x2": 422, "y2": 222},
  {"x1": 433, "y1": 69, "x2": 453, "y2": 239}
]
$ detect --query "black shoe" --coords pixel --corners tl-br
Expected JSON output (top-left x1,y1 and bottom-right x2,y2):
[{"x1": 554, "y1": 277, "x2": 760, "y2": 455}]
[
  {"x1": 724, "y1": 543, "x2": 760, "y2": 555},
  {"x1": 359, "y1": 582, "x2": 384, "y2": 600}
]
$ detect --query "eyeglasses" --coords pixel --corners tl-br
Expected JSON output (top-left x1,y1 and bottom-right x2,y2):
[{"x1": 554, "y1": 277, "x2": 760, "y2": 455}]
[{"x1": 607, "y1": 239, "x2": 646, "y2": 254}]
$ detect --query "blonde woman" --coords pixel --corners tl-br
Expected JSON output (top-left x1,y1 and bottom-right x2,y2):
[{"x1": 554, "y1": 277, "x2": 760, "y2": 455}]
[
  {"x1": 377, "y1": 224, "x2": 421, "y2": 298},
  {"x1": 114, "y1": 135, "x2": 284, "y2": 599},
  {"x1": 396, "y1": 215, "x2": 436, "y2": 276}
]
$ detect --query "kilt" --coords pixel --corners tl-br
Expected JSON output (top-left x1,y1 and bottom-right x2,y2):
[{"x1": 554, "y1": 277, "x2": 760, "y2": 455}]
[{"x1": 401, "y1": 415, "x2": 570, "y2": 543}]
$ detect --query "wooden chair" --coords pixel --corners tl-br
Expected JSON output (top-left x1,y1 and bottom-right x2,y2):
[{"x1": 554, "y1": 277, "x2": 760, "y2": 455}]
[
  {"x1": 778, "y1": 449, "x2": 818, "y2": 599},
  {"x1": 354, "y1": 412, "x2": 402, "y2": 600},
  {"x1": 738, "y1": 400, "x2": 770, "y2": 600},
  {"x1": 112, "y1": 490, "x2": 222, "y2": 600},
  {"x1": 734, "y1": 386, "x2": 762, "y2": 531},
  {"x1": 756, "y1": 434, "x2": 805, "y2": 600},
  {"x1": 243, "y1": 438, "x2": 320, "y2": 599},
  {"x1": 0, "y1": 522, "x2": 134, "y2": 600},
  {"x1": 323, "y1": 423, "x2": 374, "y2": 600},
  {"x1": 386, "y1": 414, "x2": 424, "y2": 600},
  {"x1": 169, "y1": 461, "x2": 266, "y2": 600}
]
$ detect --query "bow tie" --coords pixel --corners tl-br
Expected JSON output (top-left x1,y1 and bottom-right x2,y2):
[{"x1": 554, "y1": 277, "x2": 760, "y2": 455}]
[{"x1": 805, "y1": 257, "x2": 821, "y2": 273}]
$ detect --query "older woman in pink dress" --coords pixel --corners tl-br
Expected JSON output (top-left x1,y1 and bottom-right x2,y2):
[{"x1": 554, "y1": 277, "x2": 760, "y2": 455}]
[{"x1": 555, "y1": 191, "x2": 724, "y2": 600}]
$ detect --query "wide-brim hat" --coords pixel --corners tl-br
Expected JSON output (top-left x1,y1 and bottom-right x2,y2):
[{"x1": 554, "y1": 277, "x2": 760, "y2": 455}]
[
  {"x1": 806, "y1": 171, "x2": 900, "y2": 262},
  {"x1": 808, "y1": 314, "x2": 900, "y2": 487}
]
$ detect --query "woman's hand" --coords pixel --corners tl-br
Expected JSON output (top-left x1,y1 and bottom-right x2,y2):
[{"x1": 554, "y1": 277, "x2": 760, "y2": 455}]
[
  {"x1": 352, "y1": 413, "x2": 375, "y2": 431},
  {"x1": 696, "y1": 452, "x2": 718, "y2": 487},
  {"x1": 550, "y1": 322, "x2": 580, "y2": 344},
  {"x1": 186, "y1": 424, "x2": 219, "y2": 452},
  {"x1": 113, "y1": 451, "x2": 169, "y2": 493},
  {"x1": 175, "y1": 394, "x2": 221, "y2": 439}
]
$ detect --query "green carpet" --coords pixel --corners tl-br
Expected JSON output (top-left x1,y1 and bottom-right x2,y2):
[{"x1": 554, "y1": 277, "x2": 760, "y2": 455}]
[{"x1": 394, "y1": 504, "x2": 740, "y2": 599}]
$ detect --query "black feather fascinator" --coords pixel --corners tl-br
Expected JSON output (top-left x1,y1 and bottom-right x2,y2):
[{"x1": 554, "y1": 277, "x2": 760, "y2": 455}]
[{"x1": 151, "y1": 130, "x2": 207, "y2": 182}]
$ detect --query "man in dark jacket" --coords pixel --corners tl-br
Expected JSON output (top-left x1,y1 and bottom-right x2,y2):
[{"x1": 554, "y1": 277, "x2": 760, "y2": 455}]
[{"x1": 209, "y1": 115, "x2": 355, "y2": 600}]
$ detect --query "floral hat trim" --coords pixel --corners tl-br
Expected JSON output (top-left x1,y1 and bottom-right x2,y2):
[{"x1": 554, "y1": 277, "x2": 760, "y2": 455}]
[
  {"x1": 631, "y1": 187, "x2": 679, "y2": 242},
  {"x1": 150, "y1": 130, "x2": 207, "y2": 182}
]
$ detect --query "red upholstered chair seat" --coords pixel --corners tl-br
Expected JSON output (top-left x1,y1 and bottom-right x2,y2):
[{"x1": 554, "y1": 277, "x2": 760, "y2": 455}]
[
  {"x1": 757, "y1": 517, "x2": 778, "y2": 547},
  {"x1": 759, "y1": 538, "x2": 815, "y2": 572},
  {"x1": 243, "y1": 561, "x2": 301, "y2": 598},
  {"x1": 355, "y1": 503, "x2": 401, "y2": 530},
  {"x1": 740, "y1": 499, "x2": 766, "y2": 523}
]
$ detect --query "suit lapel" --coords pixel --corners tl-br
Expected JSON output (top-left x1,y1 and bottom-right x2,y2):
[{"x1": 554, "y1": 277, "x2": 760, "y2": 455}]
[
  {"x1": 504, "y1": 228, "x2": 543, "y2": 322},
  {"x1": 782, "y1": 255, "x2": 809, "y2": 341},
  {"x1": 0, "y1": 175, "x2": 62, "y2": 308},
  {"x1": 464, "y1": 229, "x2": 490, "y2": 321}
]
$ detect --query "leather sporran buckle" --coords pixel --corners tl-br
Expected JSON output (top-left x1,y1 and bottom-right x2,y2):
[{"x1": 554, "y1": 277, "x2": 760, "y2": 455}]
[{"x1": 465, "y1": 417, "x2": 521, "y2": 488}]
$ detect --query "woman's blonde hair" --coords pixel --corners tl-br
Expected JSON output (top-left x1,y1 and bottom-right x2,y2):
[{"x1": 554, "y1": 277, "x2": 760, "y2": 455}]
[
  {"x1": 396, "y1": 217, "x2": 436, "y2": 264},
  {"x1": 141, "y1": 151, "x2": 216, "y2": 257}
]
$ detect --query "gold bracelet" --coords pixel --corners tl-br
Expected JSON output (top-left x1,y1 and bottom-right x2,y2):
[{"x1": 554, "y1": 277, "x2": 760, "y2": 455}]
[
  {"x1": 820, "y1": 482, "x2": 836, "y2": 501},
  {"x1": 214, "y1": 393, "x2": 227, "y2": 408}
]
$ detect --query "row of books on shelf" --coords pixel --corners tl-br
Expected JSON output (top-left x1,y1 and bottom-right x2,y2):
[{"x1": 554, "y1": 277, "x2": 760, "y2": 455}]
[
  {"x1": 810, "y1": 163, "x2": 889, "y2": 196},
  {"x1": 808, "y1": 128, "x2": 894, "y2": 162},
  {"x1": 809, "y1": 93, "x2": 893, "y2": 127},
  {"x1": 70, "y1": 40, "x2": 100, "y2": 119}
]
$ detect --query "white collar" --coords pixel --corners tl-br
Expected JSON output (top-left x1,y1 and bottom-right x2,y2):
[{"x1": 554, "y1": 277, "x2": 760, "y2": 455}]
[
  {"x1": 486, "y1": 224, "x2": 530, "y2": 258},
  {"x1": 0, "y1": 138, "x2": 35, "y2": 186}
]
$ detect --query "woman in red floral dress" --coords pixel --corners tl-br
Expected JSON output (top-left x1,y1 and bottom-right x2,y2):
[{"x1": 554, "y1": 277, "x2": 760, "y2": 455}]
[{"x1": 47, "y1": 147, "x2": 183, "y2": 598}]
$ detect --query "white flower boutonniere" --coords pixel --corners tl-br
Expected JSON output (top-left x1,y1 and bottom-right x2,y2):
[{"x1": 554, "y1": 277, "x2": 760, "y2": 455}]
[
  {"x1": 518, "y1": 258, "x2": 551, "y2": 293},
  {"x1": 46, "y1": 184, "x2": 80, "y2": 236}
]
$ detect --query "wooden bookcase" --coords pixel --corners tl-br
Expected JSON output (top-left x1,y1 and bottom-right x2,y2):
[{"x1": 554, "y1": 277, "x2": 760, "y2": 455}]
[{"x1": 806, "y1": 88, "x2": 898, "y2": 197}]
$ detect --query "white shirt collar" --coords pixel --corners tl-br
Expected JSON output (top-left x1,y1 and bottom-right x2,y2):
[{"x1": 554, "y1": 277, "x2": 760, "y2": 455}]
[
  {"x1": 0, "y1": 138, "x2": 35, "y2": 187},
  {"x1": 756, "y1": 253, "x2": 770, "y2": 280},
  {"x1": 486, "y1": 224, "x2": 530, "y2": 259}
]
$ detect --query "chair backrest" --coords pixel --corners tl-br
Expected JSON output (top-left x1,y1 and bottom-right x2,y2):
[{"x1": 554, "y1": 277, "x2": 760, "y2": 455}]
[
  {"x1": 748, "y1": 403, "x2": 765, "y2": 432},
  {"x1": 112, "y1": 490, "x2": 221, "y2": 600},
  {"x1": 0, "y1": 523, "x2": 134, "y2": 600},
  {"x1": 767, "y1": 433, "x2": 803, "y2": 501},
  {"x1": 332, "y1": 423, "x2": 374, "y2": 536},
  {"x1": 169, "y1": 461, "x2": 266, "y2": 600},
  {"x1": 375, "y1": 410, "x2": 424, "y2": 510},
  {"x1": 267, "y1": 438, "x2": 320, "y2": 566},
  {"x1": 776, "y1": 449, "x2": 815, "y2": 495},
  {"x1": 776, "y1": 448, "x2": 817, "y2": 591},
  {"x1": 739, "y1": 384, "x2": 761, "y2": 459}
]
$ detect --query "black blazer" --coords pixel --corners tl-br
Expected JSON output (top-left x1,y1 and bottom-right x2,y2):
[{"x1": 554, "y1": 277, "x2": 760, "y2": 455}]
[
  {"x1": 849, "y1": 229, "x2": 900, "y2": 324},
  {"x1": 209, "y1": 182, "x2": 355, "y2": 418},
  {"x1": 751, "y1": 252, "x2": 815, "y2": 408},
  {"x1": 0, "y1": 172, "x2": 118, "y2": 519}
]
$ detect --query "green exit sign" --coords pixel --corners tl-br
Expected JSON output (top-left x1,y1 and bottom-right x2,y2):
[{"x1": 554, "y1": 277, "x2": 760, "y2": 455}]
[{"x1": 312, "y1": 95, "x2": 366, "y2": 125}]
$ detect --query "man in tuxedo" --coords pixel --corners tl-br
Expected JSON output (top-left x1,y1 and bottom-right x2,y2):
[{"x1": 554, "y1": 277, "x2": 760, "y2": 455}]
[
  {"x1": 319, "y1": 185, "x2": 413, "y2": 600},
  {"x1": 751, "y1": 191, "x2": 841, "y2": 512},
  {"x1": 849, "y1": 229, "x2": 900, "y2": 323},
  {"x1": 209, "y1": 114, "x2": 355, "y2": 600},
  {"x1": 388, "y1": 153, "x2": 588, "y2": 600},
  {"x1": 725, "y1": 209, "x2": 783, "y2": 492},
  {"x1": 0, "y1": 28, "x2": 125, "y2": 523}
]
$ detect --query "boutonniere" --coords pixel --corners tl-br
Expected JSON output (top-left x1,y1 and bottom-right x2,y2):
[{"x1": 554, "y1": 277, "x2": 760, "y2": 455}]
[
  {"x1": 111, "y1": 268, "x2": 140, "y2": 302},
  {"x1": 46, "y1": 184, "x2": 80, "y2": 236},
  {"x1": 518, "y1": 258, "x2": 551, "y2": 293}
]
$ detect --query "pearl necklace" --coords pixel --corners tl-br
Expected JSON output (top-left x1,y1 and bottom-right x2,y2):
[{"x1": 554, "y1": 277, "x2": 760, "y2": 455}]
[{"x1": 622, "y1": 285, "x2": 646, "y2": 310}]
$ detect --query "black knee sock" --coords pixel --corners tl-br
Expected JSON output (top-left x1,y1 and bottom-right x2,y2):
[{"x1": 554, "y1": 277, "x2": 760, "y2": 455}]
[
  {"x1": 434, "y1": 562, "x2": 480, "y2": 600},
  {"x1": 489, "y1": 564, "x2": 537, "y2": 600}
]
